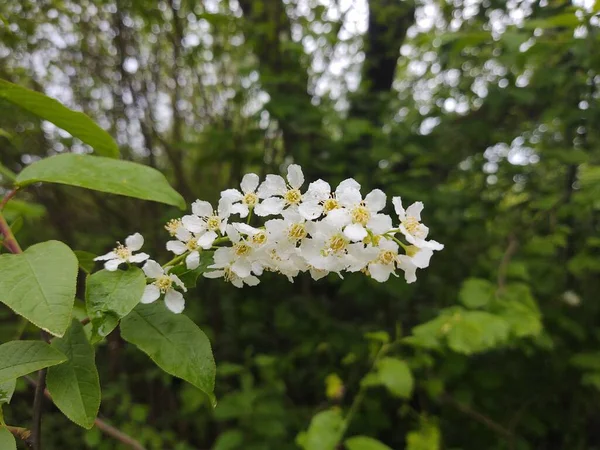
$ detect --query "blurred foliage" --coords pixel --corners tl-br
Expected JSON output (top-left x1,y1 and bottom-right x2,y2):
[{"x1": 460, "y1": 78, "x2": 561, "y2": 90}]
[{"x1": 1, "y1": 0, "x2": 600, "y2": 449}]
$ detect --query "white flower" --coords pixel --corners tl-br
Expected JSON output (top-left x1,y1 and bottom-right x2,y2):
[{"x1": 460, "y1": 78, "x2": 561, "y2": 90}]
[
  {"x1": 221, "y1": 173, "x2": 260, "y2": 218},
  {"x1": 141, "y1": 260, "x2": 187, "y2": 313},
  {"x1": 166, "y1": 227, "x2": 214, "y2": 270},
  {"x1": 367, "y1": 239, "x2": 400, "y2": 282},
  {"x1": 254, "y1": 164, "x2": 305, "y2": 216},
  {"x1": 300, "y1": 222, "x2": 352, "y2": 273},
  {"x1": 95, "y1": 233, "x2": 150, "y2": 271},
  {"x1": 181, "y1": 198, "x2": 231, "y2": 248},
  {"x1": 325, "y1": 186, "x2": 392, "y2": 242},
  {"x1": 298, "y1": 178, "x2": 361, "y2": 220},
  {"x1": 392, "y1": 197, "x2": 443, "y2": 250}
]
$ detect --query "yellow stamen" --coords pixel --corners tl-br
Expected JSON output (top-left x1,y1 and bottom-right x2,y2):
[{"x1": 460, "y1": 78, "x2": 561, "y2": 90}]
[
  {"x1": 243, "y1": 192, "x2": 258, "y2": 206},
  {"x1": 284, "y1": 188, "x2": 302, "y2": 205}
]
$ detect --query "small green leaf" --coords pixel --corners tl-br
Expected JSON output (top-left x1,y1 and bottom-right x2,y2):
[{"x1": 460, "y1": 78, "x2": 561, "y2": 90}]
[
  {"x1": 0, "y1": 380, "x2": 16, "y2": 405},
  {"x1": 0, "y1": 240, "x2": 78, "y2": 336},
  {"x1": 406, "y1": 420, "x2": 441, "y2": 450},
  {"x1": 16, "y1": 154, "x2": 186, "y2": 209},
  {"x1": 120, "y1": 303, "x2": 215, "y2": 398},
  {"x1": 371, "y1": 357, "x2": 414, "y2": 399},
  {"x1": 0, "y1": 341, "x2": 66, "y2": 383},
  {"x1": 345, "y1": 436, "x2": 393, "y2": 450},
  {"x1": 296, "y1": 409, "x2": 344, "y2": 450},
  {"x1": 0, "y1": 427, "x2": 16, "y2": 450},
  {"x1": 459, "y1": 278, "x2": 495, "y2": 308},
  {"x1": 47, "y1": 320, "x2": 101, "y2": 429},
  {"x1": 169, "y1": 251, "x2": 214, "y2": 288},
  {"x1": 0, "y1": 78, "x2": 119, "y2": 158},
  {"x1": 85, "y1": 268, "x2": 146, "y2": 343},
  {"x1": 74, "y1": 251, "x2": 97, "y2": 274}
]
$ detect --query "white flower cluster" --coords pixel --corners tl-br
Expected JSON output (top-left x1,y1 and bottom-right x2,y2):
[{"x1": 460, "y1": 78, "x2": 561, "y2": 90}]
[{"x1": 95, "y1": 165, "x2": 443, "y2": 313}]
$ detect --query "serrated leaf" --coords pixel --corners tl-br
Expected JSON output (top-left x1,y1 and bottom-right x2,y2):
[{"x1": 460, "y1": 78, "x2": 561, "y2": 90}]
[
  {"x1": 0, "y1": 380, "x2": 16, "y2": 405},
  {"x1": 85, "y1": 268, "x2": 146, "y2": 343},
  {"x1": 345, "y1": 436, "x2": 393, "y2": 450},
  {"x1": 297, "y1": 409, "x2": 344, "y2": 450},
  {"x1": 120, "y1": 303, "x2": 215, "y2": 398},
  {"x1": 0, "y1": 78, "x2": 119, "y2": 158},
  {"x1": 0, "y1": 240, "x2": 78, "y2": 336},
  {"x1": 46, "y1": 320, "x2": 101, "y2": 429},
  {"x1": 0, "y1": 427, "x2": 16, "y2": 450},
  {"x1": 16, "y1": 154, "x2": 185, "y2": 209},
  {"x1": 459, "y1": 278, "x2": 495, "y2": 308},
  {"x1": 0, "y1": 341, "x2": 66, "y2": 383}
]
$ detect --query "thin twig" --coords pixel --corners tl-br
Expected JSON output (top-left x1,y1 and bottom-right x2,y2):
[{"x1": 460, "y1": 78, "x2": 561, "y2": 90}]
[
  {"x1": 0, "y1": 209, "x2": 22, "y2": 253},
  {"x1": 0, "y1": 188, "x2": 18, "y2": 210},
  {"x1": 497, "y1": 234, "x2": 518, "y2": 291},
  {"x1": 24, "y1": 377, "x2": 147, "y2": 450},
  {"x1": 441, "y1": 394, "x2": 514, "y2": 439},
  {"x1": 30, "y1": 369, "x2": 47, "y2": 450}
]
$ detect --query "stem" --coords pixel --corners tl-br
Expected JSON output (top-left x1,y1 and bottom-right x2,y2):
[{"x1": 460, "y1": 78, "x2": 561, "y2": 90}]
[
  {"x1": 162, "y1": 252, "x2": 188, "y2": 268},
  {"x1": 30, "y1": 368, "x2": 47, "y2": 450},
  {"x1": 390, "y1": 236, "x2": 408, "y2": 251},
  {"x1": 5, "y1": 426, "x2": 31, "y2": 442},
  {"x1": 0, "y1": 209, "x2": 22, "y2": 253},
  {"x1": 246, "y1": 208, "x2": 253, "y2": 225},
  {"x1": 25, "y1": 377, "x2": 147, "y2": 450},
  {"x1": 340, "y1": 343, "x2": 389, "y2": 437},
  {"x1": 0, "y1": 188, "x2": 18, "y2": 210}
]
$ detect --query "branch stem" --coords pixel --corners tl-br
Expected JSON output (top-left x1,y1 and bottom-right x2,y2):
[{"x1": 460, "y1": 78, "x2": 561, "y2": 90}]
[{"x1": 0, "y1": 209, "x2": 22, "y2": 253}]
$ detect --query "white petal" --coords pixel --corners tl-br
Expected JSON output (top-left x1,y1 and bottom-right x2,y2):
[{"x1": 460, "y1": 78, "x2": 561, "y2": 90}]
[
  {"x1": 166, "y1": 240, "x2": 187, "y2": 255},
  {"x1": 185, "y1": 251, "x2": 200, "y2": 270},
  {"x1": 218, "y1": 198, "x2": 231, "y2": 218},
  {"x1": 234, "y1": 223, "x2": 259, "y2": 235},
  {"x1": 164, "y1": 289, "x2": 185, "y2": 313},
  {"x1": 125, "y1": 233, "x2": 144, "y2": 251},
  {"x1": 336, "y1": 178, "x2": 361, "y2": 195},
  {"x1": 231, "y1": 203, "x2": 249, "y2": 218},
  {"x1": 412, "y1": 248, "x2": 433, "y2": 269},
  {"x1": 244, "y1": 275, "x2": 260, "y2": 286},
  {"x1": 257, "y1": 175, "x2": 287, "y2": 198},
  {"x1": 369, "y1": 263, "x2": 394, "y2": 282},
  {"x1": 141, "y1": 284, "x2": 161, "y2": 304},
  {"x1": 192, "y1": 200, "x2": 213, "y2": 217},
  {"x1": 182, "y1": 215, "x2": 206, "y2": 234},
  {"x1": 344, "y1": 223, "x2": 368, "y2": 241},
  {"x1": 129, "y1": 253, "x2": 149, "y2": 263},
  {"x1": 197, "y1": 231, "x2": 218, "y2": 249},
  {"x1": 94, "y1": 251, "x2": 117, "y2": 261},
  {"x1": 398, "y1": 255, "x2": 417, "y2": 283},
  {"x1": 225, "y1": 224, "x2": 240, "y2": 243},
  {"x1": 287, "y1": 164, "x2": 304, "y2": 189},
  {"x1": 364, "y1": 189, "x2": 386, "y2": 212},
  {"x1": 175, "y1": 227, "x2": 192, "y2": 241},
  {"x1": 254, "y1": 197, "x2": 286, "y2": 216},
  {"x1": 298, "y1": 201, "x2": 323, "y2": 220},
  {"x1": 423, "y1": 239, "x2": 444, "y2": 251},
  {"x1": 367, "y1": 214, "x2": 393, "y2": 235},
  {"x1": 406, "y1": 202, "x2": 424, "y2": 221},
  {"x1": 241, "y1": 173, "x2": 260, "y2": 193},
  {"x1": 231, "y1": 259, "x2": 252, "y2": 278},
  {"x1": 324, "y1": 208, "x2": 351, "y2": 228},
  {"x1": 392, "y1": 197, "x2": 406, "y2": 220},
  {"x1": 305, "y1": 179, "x2": 330, "y2": 201},
  {"x1": 203, "y1": 270, "x2": 225, "y2": 279},
  {"x1": 338, "y1": 187, "x2": 362, "y2": 208},
  {"x1": 142, "y1": 260, "x2": 164, "y2": 278},
  {"x1": 379, "y1": 238, "x2": 399, "y2": 252},
  {"x1": 231, "y1": 278, "x2": 244, "y2": 288},
  {"x1": 105, "y1": 259, "x2": 124, "y2": 271},
  {"x1": 170, "y1": 274, "x2": 187, "y2": 292},
  {"x1": 220, "y1": 188, "x2": 243, "y2": 202}
]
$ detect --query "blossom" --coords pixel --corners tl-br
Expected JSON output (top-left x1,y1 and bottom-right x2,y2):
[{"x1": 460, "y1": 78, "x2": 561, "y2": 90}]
[
  {"x1": 95, "y1": 233, "x2": 150, "y2": 271},
  {"x1": 166, "y1": 227, "x2": 214, "y2": 270},
  {"x1": 221, "y1": 173, "x2": 260, "y2": 218},
  {"x1": 181, "y1": 198, "x2": 231, "y2": 248},
  {"x1": 325, "y1": 185, "x2": 392, "y2": 242},
  {"x1": 298, "y1": 178, "x2": 361, "y2": 220},
  {"x1": 367, "y1": 238, "x2": 400, "y2": 282},
  {"x1": 141, "y1": 260, "x2": 187, "y2": 313},
  {"x1": 254, "y1": 164, "x2": 305, "y2": 216},
  {"x1": 392, "y1": 197, "x2": 444, "y2": 250}
]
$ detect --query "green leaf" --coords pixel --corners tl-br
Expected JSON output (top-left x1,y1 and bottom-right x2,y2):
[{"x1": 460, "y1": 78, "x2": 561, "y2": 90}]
[
  {"x1": 0, "y1": 379, "x2": 16, "y2": 405},
  {"x1": 459, "y1": 278, "x2": 495, "y2": 308},
  {"x1": 345, "y1": 436, "x2": 393, "y2": 450},
  {"x1": 0, "y1": 427, "x2": 16, "y2": 450},
  {"x1": 46, "y1": 320, "x2": 101, "y2": 429},
  {"x1": 213, "y1": 429, "x2": 245, "y2": 450},
  {"x1": 120, "y1": 303, "x2": 215, "y2": 398},
  {"x1": 296, "y1": 409, "x2": 344, "y2": 450},
  {"x1": 85, "y1": 268, "x2": 146, "y2": 343},
  {"x1": 0, "y1": 240, "x2": 78, "y2": 336},
  {"x1": 0, "y1": 79, "x2": 119, "y2": 158},
  {"x1": 366, "y1": 357, "x2": 414, "y2": 399},
  {"x1": 0, "y1": 341, "x2": 66, "y2": 383},
  {"x1": 406, "y1": 421, "x2": 441, "y2": 450},
  {"x1": 74, "y1": 251, "x2": 96, "y2": 275},
  {"x1": 16, "y1": 154, "x2": 186, "y2": 209}
]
